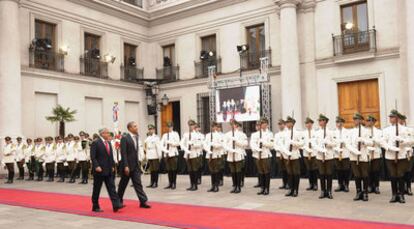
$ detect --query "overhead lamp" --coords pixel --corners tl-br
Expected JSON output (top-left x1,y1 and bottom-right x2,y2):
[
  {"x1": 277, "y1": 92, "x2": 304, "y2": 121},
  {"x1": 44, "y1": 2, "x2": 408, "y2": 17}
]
[
  {"x1": 237, "y1": 45, "x2": 249, "y2": 53},
  {"x1": 161, "y1": 94, "x2": 169, "y2": 106},
  {"x1": 104, "y1": 54, "x2": 116, "y2": 63},
  {"x1": 60, "y1": 45, "x2": 70, "y2": 55},
  {"x1": 345, "y1": 22, "x2": 354, "y2": 30}
]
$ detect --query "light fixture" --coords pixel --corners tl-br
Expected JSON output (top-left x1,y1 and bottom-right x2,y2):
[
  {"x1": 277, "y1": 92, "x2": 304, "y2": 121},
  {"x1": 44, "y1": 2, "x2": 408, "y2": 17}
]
[
  {"x1": 60, "y1": 45, "x2": 70, "y2": 55},
  {"x1": 208, "y1": 51, "x2": 214, "y2": 57},
  {"x1": 161, "y1": 94, "x2": 169, "y2": 106},
  {"x1": 345, "y1": 22, "x2": 354, "y2": 30},
  {"x1": 151, "y1": 84, "x2": 160, "y2": 95},
  {"x1": 104, "y1": 54, "x2": 116, "y2": 63},
  {"x1": 237, "y1": 45, "x2": 249, "y2": 53},
  {"x1": 146, "y1": 95, "x2": 154, "y2": 106}
]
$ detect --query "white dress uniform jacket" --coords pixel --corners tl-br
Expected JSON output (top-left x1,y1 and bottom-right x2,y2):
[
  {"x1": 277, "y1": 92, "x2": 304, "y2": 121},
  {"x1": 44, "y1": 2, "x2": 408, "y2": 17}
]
[
  {"x1": 225, "y1": 129, "x2": 248, "y2": 162},
  {"x1": 365, "y1": 126, "x2": 383, "y2": 160},
  {"x1": 55, "y1": 142, "x2": 66, "y2": 163},
  {"x1": 34, "y1": 143, "x2": 46, "y2": 162},
  {"x1": 274, "y1": 129, "x2": 288, "y2": 158},
  {"x1": 24, "y1": 144, "x2": 34, "y2": 162},
  {"x1": 333, "y1": 128, "x2": 350, "y2": 159},
  {"x1": 181, "y1": 131, "x2": 204, "y2": 159},
  {"x1": 250, "y1": 129, "x2": 274, "y2": 159},
  {"x1": 280, "y1": 128, "x2": 303, "y2": 160},
  {"x1": 160, "y1": 131, "x2": 180, "y2": 157},
  {"x1": 2, "y1": 143, "x2": 16, "y2": 164},
  {"x1": 15, "y1": 142, "x2": 26, "y2": 162},
  {"x1": 302, "y1": 128, "x2": 317, "y2": 159},
  {"x1": 204, "y1": 131, "x2": 225, "y2": 159},
  {"x1": 144, "y1": 134, "x2": 161, "y2": 160},
  {"x1": 314, "y1": 128, "x2": 336, "y2": 161},
  {"x1": 44, "y1": 143, "x2": 56, "y2": 163},
  {"x1": 347, "y1": 126, "x2": 371, "y2": 162},
  {"x1": 382, "y1": 125, "x2": 413, "y2": 160},
  {"x1": 65, "y1": 141, "x2": 76, "y2": 162}
]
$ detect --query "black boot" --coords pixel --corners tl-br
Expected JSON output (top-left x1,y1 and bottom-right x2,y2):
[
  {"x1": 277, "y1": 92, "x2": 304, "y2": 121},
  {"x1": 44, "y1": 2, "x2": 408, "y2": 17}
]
[
  {"x1": 362, "y1": 177, "x2": 369, "y2": 201},
  {"x1": 285, "y1": 175, "x2": 294, "y2": 197},
  {"x1": 165, "y1": 172, "x2": 172, "y2": 189},
  {"x1": 147, "y1": 172, "x2": 154, "y2": 188},
  {"x1": 240, "y1": 172, "x2": 244, "y2": 188},
  {"x1": 234, "y1": 172, "x2": 241, "y2": 193},
  {"x1": 292, "y1": 176, "x2": 299, "y2": 197},
  {"x1": 197, "y1": 170, "x2": 202, "y2": 185},
  {"x1": 230, "y1": 173, "x2": 237, "y2": 193},
  {"x1": 389, "y1": 178, "x2": 398, "y2": 203},
  {"x1": 257, "y1": 174, "x2": 265, "y2": 195},
  {"x1": 219, "y1": 172, "x2": 224, "y2": 186},
  {"x1": 172, "y1": 171, "x2": 177, "y2": 190},
  {"x1": 326, "y1": 175, "x2": 333, "y2": 199},
  {"x1": 354, "y1": 178, "x2": 363, "y2": 201},
  {"x1": 208, "y1": 174, "x2": 215, "y2": 192},
  {"x1": 187, "y1": 172, "x2": 194, "y2": 191},
  {"x1": 153, "y1": 173, "x2": 159, "y2": 188},
  {"x1": 374, "y1": 172, "x2": 380, "y2": 194},
  {"x1": 335, "y1": 171, "x2": 343, "y2": 192},
  {"x1": 319, "y1": 176, "x2": 326, "y2": 199},
  {"x1": 279, "y1": 171, "x2": 287, "y2": 189},
  {"x1": 254, "y1": 174, "x2": 262, "y2": 188},
  {"x1": 399, "y1": 178, "x2": 406, "y2": 203},
  {"x1": 213, "y1": 173, "x2": 219, "y2": 192},
  {"x1": 306, "y1": 171, "x2": 313, "y2": 191}
]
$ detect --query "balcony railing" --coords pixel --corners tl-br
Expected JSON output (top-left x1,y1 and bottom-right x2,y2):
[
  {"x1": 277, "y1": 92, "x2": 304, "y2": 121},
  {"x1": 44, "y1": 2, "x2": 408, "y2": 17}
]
[
  {"x1": 156, "y1": 65, "x2": 179, "y2": 82},
  {"x1": 29, "y1": 48, "x2": 64, "y2": 72},
  {"x1": 240, "y1": 48, "x2": 272, "y2": 71},
  {"x1": 194, "y1": 58, "x2": 221, "y2": 79},
  {"x1": 121, "y1": 0, "x2": 143, "y2": 7},
  {"x1": 121, "y1": 65, "x2": 144, "y2": 83},
  {"x1": 80, "y1": 57, "x2": 108, "y2": 79},
  {"x1": 333, "y1": 29, "x2": 376, "y2": 56}
]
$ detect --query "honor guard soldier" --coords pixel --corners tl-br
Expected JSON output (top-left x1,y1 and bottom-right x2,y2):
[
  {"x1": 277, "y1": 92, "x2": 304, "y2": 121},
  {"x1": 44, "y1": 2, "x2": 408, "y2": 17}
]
[
  {"x1": 44, "y1": 137, "x2": 56, "y2": 182},
  {"x1": 348, "y1": 113, "x2": 370, "y2": 201},
  {"x1": 15, "y1": 137, "x2": 26, "y2": 180},
  {"x1": 398, "y1": 114, "x2": 414, "y2": 196},
  {"x1": 55, "y1": 136, "x2": 67, "y2": 182},
  {"x1": 274, "y1": 119, "x2": 289, "y2": 190},
  {"x1": 218, "y1": 123, "x2": 226, "y2": 186},
  {"x1": 24, "y1": 138, "x2": 35, "y2": 181},
  {"x1": 281, "y1": 116, "x2": 303, "y2": 197},
  {"x1": 144, "y1": 124, "x2": 162, "y2": 188},
  {"x1": 383, "y1": 110, "x2": 412, "y2": 203},
  {"x1": 365, "y1": 115, "x2": 383, "y2": 194},
  {"x1": 251, "y1": 117, "x2": 274, "y2": 195},
  {"x1": 225, "y1": 120, "x2": 248, "y2": 194},
  {"x1": 302, "y1": 117, "x2": 318, "y2": 191},
  {"x1": 181, "y1": 119, "x2": 204, "y2": 191},
  {"x1": 195, "y1": 123, "x2": 205, "y2": 185},
  {"x1": 204, "y1": 121, "x2": 225, "y2": 192},
  {"x1": 34, "y1": 138, "x2": 46, "y2": 181},
  {"x1": 333, "y1": 116, "x2": 351, "y2": 192},
  {"x1": 72, "y1": 136, "x2": 83, "y2": 183},
  {"x1": 78, "y1": 132, "x2": 90, "y2": 184},
  {"x1": 315, "y1": 114, "x2": 335, "y2": 199},
  {"x1": 161, "y1": 121, "x2": 180, "y2": 189},
  {"x1": 2, "y1": 136, "x2": 16, "y2": 184},
  {"x1": 251, "y1": 122, "x2": 262, "y2": 188},
  {"x1": 65, "y1": 134, "x2": 77, "y2": 183}
]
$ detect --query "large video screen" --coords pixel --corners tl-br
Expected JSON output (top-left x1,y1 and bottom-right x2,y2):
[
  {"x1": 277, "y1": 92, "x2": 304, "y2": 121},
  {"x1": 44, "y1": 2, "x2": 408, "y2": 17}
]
[{"x1": 215, "y1": 85, "x2": 261, "y2": 122}]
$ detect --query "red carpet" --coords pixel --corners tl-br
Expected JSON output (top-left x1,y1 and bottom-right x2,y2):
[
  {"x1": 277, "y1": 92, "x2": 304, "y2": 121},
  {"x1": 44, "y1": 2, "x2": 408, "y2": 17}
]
[{"x1": 0, "y1": 188, "x2": 412, "y2": 229}]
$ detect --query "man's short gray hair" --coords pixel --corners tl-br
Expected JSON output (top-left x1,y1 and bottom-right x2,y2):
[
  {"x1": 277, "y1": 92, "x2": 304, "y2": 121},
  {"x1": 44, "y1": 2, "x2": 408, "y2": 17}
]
[
  {"x1": 98, "y1": 128, "x2": 109, "y2": 136},
  {"x1": 127, "y1": 121, "x2": 137, "y2": 130}
]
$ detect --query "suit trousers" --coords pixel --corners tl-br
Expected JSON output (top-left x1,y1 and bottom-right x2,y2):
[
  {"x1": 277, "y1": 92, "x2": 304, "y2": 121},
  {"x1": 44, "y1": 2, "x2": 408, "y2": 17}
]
[
  {"x1": 92, "y1": 173, "x2": 120, "y2": 209},
  {"x1": 117, "y1": 168, "x2": 148, "y2": 204}
]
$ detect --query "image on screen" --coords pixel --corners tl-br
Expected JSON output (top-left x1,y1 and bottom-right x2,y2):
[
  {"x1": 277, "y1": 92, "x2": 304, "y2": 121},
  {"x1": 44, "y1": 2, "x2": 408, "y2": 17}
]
[{"x1": 215, "y1": 85, "x2": 261, "y2": 122}]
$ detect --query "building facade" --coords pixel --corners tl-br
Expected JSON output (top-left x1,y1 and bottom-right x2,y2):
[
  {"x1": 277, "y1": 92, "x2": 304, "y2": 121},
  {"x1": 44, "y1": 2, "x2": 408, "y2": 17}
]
[{"x1": 0, "y1": 0, "x2": 413, "y2": 142}]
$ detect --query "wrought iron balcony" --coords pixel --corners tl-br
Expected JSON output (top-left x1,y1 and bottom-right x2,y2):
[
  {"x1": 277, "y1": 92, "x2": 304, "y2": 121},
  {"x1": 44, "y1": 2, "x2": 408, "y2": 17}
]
[
  {"x1": 121, "y1": 0, "x2": 143, "y2": 7},
  {"x1": 80, "y1": 57, "x2": 108, "y2": 79},
  {"x1": 121, "y1": 65, "x2": 144, "y2": 83},
  {"x1": 156, "y1": 65, "x2": 179, "y2": 82},
  {"x1": 333, "y1": 29, "x2": 376, "y2": 56},
  {"x1": 29, "y1": 48, "x2": 64, "y2": 72},
  {"x1": 194, "y1": 58, "x2": 221, "y2": 79},
  {"x1": 240, "y1": 49, "x2": 272, "y2": 71}
]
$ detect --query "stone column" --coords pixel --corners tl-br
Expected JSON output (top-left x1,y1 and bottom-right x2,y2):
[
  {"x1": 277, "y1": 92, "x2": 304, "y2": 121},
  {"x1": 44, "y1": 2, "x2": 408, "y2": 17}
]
[
  {"x1": 407, "y1": 0, "x2": 414, "y2": 125},
  {"x1": 275, "y1": 0, "x2": 303, "y2": 125},
  {"x1": 0, "y1": 0, "x2": 22, "y2": 139}
]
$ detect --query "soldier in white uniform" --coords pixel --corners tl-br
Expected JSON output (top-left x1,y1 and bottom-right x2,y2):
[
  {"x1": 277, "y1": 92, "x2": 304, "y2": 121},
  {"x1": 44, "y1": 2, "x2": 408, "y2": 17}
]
[
  {"x1": 302, "y1": 117, "x2": 318, "y2": 191},
  {"x1": 44, "y1": 136, "x2": 56, "y2": 182},
  {"x1": 274, "y1": 119, "x2": 289, "y2": 190},
  {"x1": 34, "y1": 137, "x2": 46, "y2": 181},
  {"x1": 161, "y1": 121, "x2": 180, "y2": 190},
  {"x1": 65, "y1": 134, "x2": 77, "y2": 183},
  {"x1": 2, "y1": 136, "x2": 16, "y2": 184},
  {"x1": 204, "y1": 121, "x2": 225, "y2": 192},
  {"x1": 365, "y1": 115, "x2": 383, "y2": 194},
  {"x1": 78, "y1": 132, "x2": 90, "y2": 184},
  {"x1": 55, "y1": 136, "x2": 67, "y2": 182},
  {"x1": 24, "y1": 138, "x2": 35, "y2": 181},
  {"x1": 251, "y1": 122, "x2": 262, "y2": 188},
  {"x1": 280, "y1": 116, "x2": 303, "y2": 197},
  {"x1": 181, "y1": 119, "x2": 204, "y2": 191},
  {"x1": 382, "y1": 110, "x2": 412, "y2": 203},
  {"x1": 218, "y1": 123, "x2": 226, "y2": 186},
  {"x1": 333, "y1": 116, "x2": 351, "y2": 193},
  {"x1": 225, "y1": 120, "x2": 248, "y2": 194},
  {"x1": 347, "y1": 113, "x2": 371, "y2": 201},
  {"x1": 15, "y1": 137, "x2": 26, "y2": 180},
  {"x1": 144, "y1": 124, "x2": 161, "y2": 188},
  {"x1": 195, "y1": 123, "x2": 205, "y2": 185},
  {"x1": 314, "y1": 114, "x2": 336, "y2": 199},
  {"x1": 398, "y1": 114, "x2": 414, "y2": 196},
  {"x1": 250, "y1": 117, "x2": 274, "y2": 195}
]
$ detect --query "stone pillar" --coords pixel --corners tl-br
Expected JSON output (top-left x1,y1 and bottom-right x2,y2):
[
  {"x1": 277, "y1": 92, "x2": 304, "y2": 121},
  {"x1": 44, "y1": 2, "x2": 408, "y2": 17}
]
[
  {"x1": 407, "y1": 0, "x2": 414, "y2": 125},
  {"x1": 275, "y1": 0, "x2": 303, "y2": 125},
  {"x1": 0, "y1": 0, "x2": 22, "y2": 139}
]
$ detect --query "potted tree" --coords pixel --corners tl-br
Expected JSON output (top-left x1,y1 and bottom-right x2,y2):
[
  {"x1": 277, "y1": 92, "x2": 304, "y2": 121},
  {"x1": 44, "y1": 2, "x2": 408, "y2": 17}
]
[{"x1": 46, "y1": 105, "x2": 77, "y2": 137}]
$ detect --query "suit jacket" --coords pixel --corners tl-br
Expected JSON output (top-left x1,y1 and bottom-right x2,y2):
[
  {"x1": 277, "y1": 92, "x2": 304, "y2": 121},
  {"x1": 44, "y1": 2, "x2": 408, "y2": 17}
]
[
  {"x1": 120, "y1": 134, "x2": 140, "y2": 172},
  {"x1": 90, "y1": 138, "x2": 115, "y2": 176}
]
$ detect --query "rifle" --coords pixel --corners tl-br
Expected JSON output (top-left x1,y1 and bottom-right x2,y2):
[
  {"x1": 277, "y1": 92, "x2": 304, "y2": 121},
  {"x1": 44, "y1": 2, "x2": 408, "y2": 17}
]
[
  {"x1": 357, "y1": 122, "x2": 361, "y2": 165},
  {"x1": 369, "y1": 126, "x2": 374, "y2": 162},
  {"x1": 210, "y1": 130, "x2": 213, "y2": 161},
  {"x1": 339, "y1": 128, "x2": 344, "y2": 161},
  {"x1": 232, "y1": 123, "x2": 236, "y2": 162},
  {"x1": 308, "y1": 128, "x2": 312, "y2": 160},
  {"x1": 395, "y1": 121, "x2": 399, "y2": 163},
  {"x1": 322, "y1": 127, "x2": 327, "y2": 163},
  {"x1": 187, "y1": 124, "x2": 191, "y2": 160},
  {"x1": 259, "y1": 127, "x2": 263, "y2": 160}
]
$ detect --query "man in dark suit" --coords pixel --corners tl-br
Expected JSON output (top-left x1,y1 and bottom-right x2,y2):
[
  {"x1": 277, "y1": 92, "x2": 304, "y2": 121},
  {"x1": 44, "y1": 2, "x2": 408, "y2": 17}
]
[
  {"x1": 90, "y1": 128, "x2": 123, "y2": 213},
  {"x1": 117, "y1": 121, "x2": 151, "y2": 209}
]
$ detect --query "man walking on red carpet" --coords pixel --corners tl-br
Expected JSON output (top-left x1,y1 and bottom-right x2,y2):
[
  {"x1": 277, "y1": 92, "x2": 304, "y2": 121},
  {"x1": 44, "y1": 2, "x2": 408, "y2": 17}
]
[
  {"x1": 117, "y1": 121, "x2": 151, "y2": 209},
  {"x1": 90, "y1": 127, "x2": 123, "y2": 213}
]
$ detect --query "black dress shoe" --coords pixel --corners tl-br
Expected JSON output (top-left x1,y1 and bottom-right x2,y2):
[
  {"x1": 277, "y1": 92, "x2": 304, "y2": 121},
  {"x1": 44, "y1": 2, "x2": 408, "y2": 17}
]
[
  {"x1": 362, "y1": 192, "x2": 368, "y2": 201},
  {"x1": 92, "y1": 208, "x2": 103, "y2": 213},
  {"x1": 254, "y1": 184, "x2": 261, "y2": 188},
  {"x1": 306, "y1": 186, "x2": 313, "y2": 191},
  {"x1": 208, "y1": 187, "x2": 215, "y2": 192},
  {"x1": 399, "y1": 195, "x2": 406, "y2": 204},
  {"x1": 164, "y1": 184, "x2": 172, "y2": 189},
  {"x1": 327, "y1": 192, "x2": 333, "y2": 199},
  {"x1": 353, "y1": 192, "x2": 362, "y2": 201},
  {"x1": 319, "y1": 191, "x2": 325, "y2": 199},
  {"x1": 263, "y1": 189, "x2": 269, "y2": 195},
  {"x1": 140, "y1": 203, "x2": 151, "y2": 209},
  {"x1": 171, "y1": 183, "x2": 176, "y2": 190},
  {"x1": 389, "y1": 195, "x2": 398, "y2": 203},
  {"x1": 344, "y1": 185, "x2": 349, "y2": 192},
  {"x1": 292, "y1": 190, "x2": 298, "y2": 197},
  {"x1": 334, "y1": 186, "x2": 342, "y2": 192},
  {"x1": 278, "y1": 185, "x2": 286, "y2": 190},
  {"x1": 374, "y1": 187, "x2": 380, "y2": 194},
  {"x1": 285, "y1": 190, "x2": 293, "y2": 197}
]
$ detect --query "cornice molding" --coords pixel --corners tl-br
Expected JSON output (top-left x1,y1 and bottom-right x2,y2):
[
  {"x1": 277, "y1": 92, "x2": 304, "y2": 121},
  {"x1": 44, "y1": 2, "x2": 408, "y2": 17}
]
[
  {"x1": 0, "y1": 0, "x2": 20, "y2": 3},
  {"x1": 274, "y1": 0, "x2": 302, "y2": 9},
  {"x1": 21, "y1": 66, "x2": 144, "y2": 90}
]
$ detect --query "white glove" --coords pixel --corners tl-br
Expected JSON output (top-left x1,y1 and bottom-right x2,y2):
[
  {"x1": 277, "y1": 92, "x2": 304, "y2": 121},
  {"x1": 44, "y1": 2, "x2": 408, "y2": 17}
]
[
  {"x1": 367, "y1": 146, "x2": 376, "y2": 151},
  {"x1": 388, "y1": 146, "x2": 400, "y2": 152}
]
